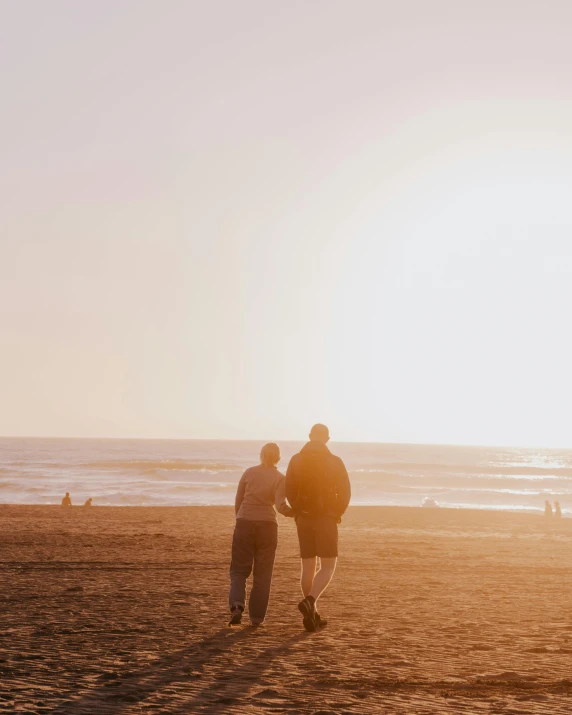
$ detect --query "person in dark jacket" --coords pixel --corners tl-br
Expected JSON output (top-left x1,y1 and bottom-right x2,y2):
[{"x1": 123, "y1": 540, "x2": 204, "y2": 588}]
[{"x1": 285, "y1": 424, "x2": 351, "y2": 631}]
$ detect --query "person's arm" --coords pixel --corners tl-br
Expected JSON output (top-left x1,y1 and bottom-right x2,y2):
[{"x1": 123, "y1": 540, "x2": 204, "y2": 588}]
[
  {"x1": 274, "y1": 475, "x2": 294, "y2": 517},
  {"x1": 235, "y1": 471, "x2": 247, "y2": 515},
  {"x1": 285, "y1": 457, "x2": 299, "y2": 513},
  {"x1": 336, "y1": 458, "x2": 351, "y2": 517}
]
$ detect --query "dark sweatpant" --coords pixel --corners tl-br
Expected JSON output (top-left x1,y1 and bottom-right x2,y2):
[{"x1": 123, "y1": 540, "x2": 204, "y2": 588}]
[{"x1": 229, "y1": 519, "x2": 278, "y2": 623}]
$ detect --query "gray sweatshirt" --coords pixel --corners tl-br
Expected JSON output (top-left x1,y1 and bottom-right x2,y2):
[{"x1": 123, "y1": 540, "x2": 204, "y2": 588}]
[{"x1": 235, "y1": 465, "x2": 293, "y2": 523}]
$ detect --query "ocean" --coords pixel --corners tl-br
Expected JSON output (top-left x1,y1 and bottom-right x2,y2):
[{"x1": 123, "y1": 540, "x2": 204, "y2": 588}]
[{"x1": 1, "y1": 438, "x2": 571, "y2": 514}]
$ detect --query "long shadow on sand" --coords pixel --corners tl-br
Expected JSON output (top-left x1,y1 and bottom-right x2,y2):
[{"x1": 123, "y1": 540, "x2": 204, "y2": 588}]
[
  {"x1": 52, "y1": 627, "x2": 308, "y2": 714},
  {"x1": 169, "y1": 630, "x2": 310, "y2": 714},
  {"x1": 51, "y1": 627, "x2": 246, "y2": 713}
]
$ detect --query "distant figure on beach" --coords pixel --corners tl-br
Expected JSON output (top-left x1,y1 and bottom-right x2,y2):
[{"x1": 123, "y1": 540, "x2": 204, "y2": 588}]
[
  {"x1": 422, "y1": 497, "x2": 439, "y2": 508},
  {"x1": 228, "y1": 443, "x2": 293, "y2": 626},
  {"x1": 84, "y1": 498, "x2": 92, "y2": 507},
  {"x1": 61, "y1": 492, "x2": 72, "y2": 507},
  {"x1": 554, "y1": 501, "x2": 562, "y2": 518},
  {"x1": 544, "y1": 500, "x2": 553, "y2": 517},
  {"x1": 286, "y1": 424, "x2": 351, "y2": 632}
]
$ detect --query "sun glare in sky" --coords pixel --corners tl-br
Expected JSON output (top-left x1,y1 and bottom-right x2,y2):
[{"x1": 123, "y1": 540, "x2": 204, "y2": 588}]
[{"x1": 1, "y1": 2, "x2": 572, "y2": 447}]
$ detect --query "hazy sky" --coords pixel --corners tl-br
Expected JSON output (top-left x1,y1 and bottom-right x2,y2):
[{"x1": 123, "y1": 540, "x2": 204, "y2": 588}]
[{"x1": 2, "y1": 1, "x2": 572, "y2": 445}]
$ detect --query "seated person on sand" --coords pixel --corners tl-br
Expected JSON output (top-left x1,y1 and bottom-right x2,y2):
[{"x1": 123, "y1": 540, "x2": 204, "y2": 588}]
[
  {"x1": 61, "y1": 492, "x2": 72, "y2": 507},
  {"x1": 422, "y1": 497, "x2": 439, "y2": 508},
  {"x1": 544, "y1": 500, "x2": 553, "y2": 517},
  {"x1": 84, "y1": 498, "x2": 92, "y2": 507},
  {"x1": 554, "y1": 501, "x2": 562, "y2": 518}
]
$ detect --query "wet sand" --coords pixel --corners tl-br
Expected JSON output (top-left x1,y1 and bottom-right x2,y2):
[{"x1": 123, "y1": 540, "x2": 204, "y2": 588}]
[{"x1": 1, "y1": 505, "x2": 571, "y2": 714}]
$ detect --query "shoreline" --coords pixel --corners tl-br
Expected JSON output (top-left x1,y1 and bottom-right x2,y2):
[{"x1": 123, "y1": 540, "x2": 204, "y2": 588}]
[{"x1": 0, "y1": 503, "x2": 568, "y2": 519}]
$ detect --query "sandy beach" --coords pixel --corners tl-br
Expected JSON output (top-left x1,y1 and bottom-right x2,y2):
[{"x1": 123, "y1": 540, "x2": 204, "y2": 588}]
[{"x1": 1, "y1": 505, "x2": 571, "y2": 714}]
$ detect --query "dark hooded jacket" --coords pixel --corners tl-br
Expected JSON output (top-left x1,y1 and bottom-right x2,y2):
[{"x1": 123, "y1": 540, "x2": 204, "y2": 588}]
[{"x1": 285, "y1": 441, "x2": 351, "y2": 519}]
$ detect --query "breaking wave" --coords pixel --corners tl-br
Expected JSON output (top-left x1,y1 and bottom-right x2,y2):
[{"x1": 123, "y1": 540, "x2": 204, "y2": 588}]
[
  {"x1": 82, "y1": 460, "x2": 242, "y2": 473},
  {"x1": 1, "y1": 438, "x2": 572, "y2": 513}
]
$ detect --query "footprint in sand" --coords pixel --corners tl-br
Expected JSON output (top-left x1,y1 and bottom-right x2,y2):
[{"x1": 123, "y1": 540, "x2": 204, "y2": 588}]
[
  {"x1": 477, "y1": 671, "x2": 537, "y2": 682},
  {"x1": 252, "y1": 688, "x2": 282, "y2": 699}
]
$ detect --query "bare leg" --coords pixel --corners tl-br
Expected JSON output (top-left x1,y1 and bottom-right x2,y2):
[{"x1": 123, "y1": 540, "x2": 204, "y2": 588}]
[
  {"x1": 300, "y1": 557, "x2": 317, "y2": 597},
  {"x1": 309, "y1": 557, "x2": 336, "y2": 602}
]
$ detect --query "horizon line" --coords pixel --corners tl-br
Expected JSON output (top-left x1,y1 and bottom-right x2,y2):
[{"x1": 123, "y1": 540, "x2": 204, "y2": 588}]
[{"x1": 1, "y1": 434, "x2": 571, "y2": 452}]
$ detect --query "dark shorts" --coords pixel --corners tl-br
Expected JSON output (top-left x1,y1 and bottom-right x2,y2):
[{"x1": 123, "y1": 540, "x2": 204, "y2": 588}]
[{"x1": 295, "y1": 514, "x2": 338, "y2": 559}]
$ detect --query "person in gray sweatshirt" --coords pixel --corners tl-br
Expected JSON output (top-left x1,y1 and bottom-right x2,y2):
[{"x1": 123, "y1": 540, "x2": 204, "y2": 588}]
[{"x1": 228, "y1": 443, "x2": 293, "y2": 626}]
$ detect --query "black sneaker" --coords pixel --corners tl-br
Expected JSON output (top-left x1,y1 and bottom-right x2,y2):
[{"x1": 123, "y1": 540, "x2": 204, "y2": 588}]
[
  {"x1": 228, "y1": 606, "x2": 243, "y2": 626},
  {"x1": 315, "y1": 611, "x2": 328, "y2": 628},
  {"x1": 298, "y1": 598, "x2": 317, "y2": 632}
]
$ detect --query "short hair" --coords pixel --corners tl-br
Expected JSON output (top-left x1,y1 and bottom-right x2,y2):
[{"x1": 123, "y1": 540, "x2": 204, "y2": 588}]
[
  {"x1": 310, "y1": 423, "x2": 329, "y2": 441},
  {"x1": 260, "y1": 442, "x2": 280, "y2": 467}
]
